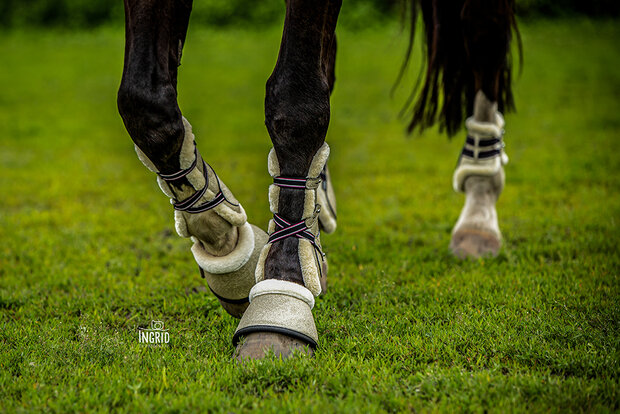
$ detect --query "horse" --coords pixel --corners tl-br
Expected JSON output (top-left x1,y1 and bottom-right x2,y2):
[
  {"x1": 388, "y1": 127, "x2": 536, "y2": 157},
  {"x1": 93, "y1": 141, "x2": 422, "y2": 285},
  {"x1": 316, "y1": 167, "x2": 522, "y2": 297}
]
[{"x1": 117, "y1": 0, "x2": 520, "y2": 360}]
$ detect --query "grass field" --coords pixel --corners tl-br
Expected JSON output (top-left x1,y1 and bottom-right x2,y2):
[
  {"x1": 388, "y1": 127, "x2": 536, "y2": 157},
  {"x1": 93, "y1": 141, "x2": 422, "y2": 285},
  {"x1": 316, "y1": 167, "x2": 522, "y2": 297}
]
[{"x1": 0, "y1": 18, "x2": 619, "y2": 412}]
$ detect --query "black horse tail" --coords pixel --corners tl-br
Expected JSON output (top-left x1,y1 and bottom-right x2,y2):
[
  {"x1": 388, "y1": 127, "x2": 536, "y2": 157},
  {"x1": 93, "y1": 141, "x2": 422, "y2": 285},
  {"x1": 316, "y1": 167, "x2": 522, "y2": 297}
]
[{"x1": 398, "y1": 0, "x2": 522, "y2": 136}]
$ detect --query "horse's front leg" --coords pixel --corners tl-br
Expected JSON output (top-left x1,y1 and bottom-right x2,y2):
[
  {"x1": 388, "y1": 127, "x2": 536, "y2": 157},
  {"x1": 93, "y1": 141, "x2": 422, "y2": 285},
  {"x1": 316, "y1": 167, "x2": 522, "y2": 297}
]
[
  {"x1": 117, "y1": 0, "x2": 267, "y2": 317},
  {"x1": 233, "y1": 0, "x2": 342, "y2": 360},
  {"x1": 450, "y1": 1, "x2": 514, "y2": 259}
]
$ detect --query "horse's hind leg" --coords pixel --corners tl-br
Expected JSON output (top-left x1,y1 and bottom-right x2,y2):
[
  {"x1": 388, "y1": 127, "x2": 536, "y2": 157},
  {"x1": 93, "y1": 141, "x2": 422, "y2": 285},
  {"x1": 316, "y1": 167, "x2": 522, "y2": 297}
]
[
  {"x1": 117, "y1": 0, "x2": 267, "y2": 317},
  {"x1": 450, "y1": 93, "x2": 506, "y2": 259},
  {"x1": 233, "y1": 0, "x2": 342, "y2": 360},
  {"x1": 450, "y1": 0, "x2": 515, "y2": 259}
]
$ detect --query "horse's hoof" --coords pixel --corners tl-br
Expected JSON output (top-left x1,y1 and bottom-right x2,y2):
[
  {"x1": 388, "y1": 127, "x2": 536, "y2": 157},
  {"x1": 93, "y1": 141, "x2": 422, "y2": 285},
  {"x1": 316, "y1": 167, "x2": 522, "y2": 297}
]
[
  {"x1": 218, "y1": 301, "x2": 249, "y2": 319},
  {"x1": 234, "y1": 332, "x2": 314, "y2": 361},
  {"x1": 450, "y1": 172, "x2": 503, "y2": 260},
  {"x1": 194, "y1": 223, "x2": 268, "y2": 319},
  {"x1": 450, "y1": 228, "x2": 501, "y2": 259},
  {"x1": 232, "y1": 279, "x2": 318, "y2": 361}
]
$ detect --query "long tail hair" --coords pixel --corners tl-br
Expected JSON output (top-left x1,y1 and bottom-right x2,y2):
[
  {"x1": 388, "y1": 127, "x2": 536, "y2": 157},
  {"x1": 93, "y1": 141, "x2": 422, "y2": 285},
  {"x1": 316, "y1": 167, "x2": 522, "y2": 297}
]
[{"x1": 399, "y1": 0, "x2": 521, "y2": 136}]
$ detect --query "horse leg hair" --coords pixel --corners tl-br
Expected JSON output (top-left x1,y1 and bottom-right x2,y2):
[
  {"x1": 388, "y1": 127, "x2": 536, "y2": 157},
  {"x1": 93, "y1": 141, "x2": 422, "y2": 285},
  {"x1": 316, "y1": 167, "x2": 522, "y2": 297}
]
[
  {"x1": 117, "y1": 0, "x2": 191, "y2": 174},
  {"x1": 263, "y1": 0, "x2": 342, "y2": 285}
]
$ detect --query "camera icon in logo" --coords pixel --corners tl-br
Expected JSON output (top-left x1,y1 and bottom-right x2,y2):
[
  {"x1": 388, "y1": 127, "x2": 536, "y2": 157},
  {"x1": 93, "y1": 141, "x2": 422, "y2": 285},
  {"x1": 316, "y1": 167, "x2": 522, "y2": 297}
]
[
  {"x1": 138, "y1": 320, "x2": 170, "y2": 344},
  {"x1": 151, "y1": 320, "x2": 164, "y2": 330}
]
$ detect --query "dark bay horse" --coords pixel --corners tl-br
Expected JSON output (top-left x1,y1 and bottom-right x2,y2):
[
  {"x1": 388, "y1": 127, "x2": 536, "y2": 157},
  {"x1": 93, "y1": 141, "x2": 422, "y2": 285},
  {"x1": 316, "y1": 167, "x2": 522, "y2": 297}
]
[{"x1": 117, "y1": 0, "x2": 519, "y2": 359}]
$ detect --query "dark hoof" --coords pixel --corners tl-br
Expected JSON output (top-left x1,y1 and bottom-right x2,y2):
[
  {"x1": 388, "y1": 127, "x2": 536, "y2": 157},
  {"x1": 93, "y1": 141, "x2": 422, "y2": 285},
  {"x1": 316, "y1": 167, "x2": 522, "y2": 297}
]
[
  {"x1": 450, "y1": 228, "x2": 501, "y2": 259},
  {"x1": 219, "y1": 300, "x2": 249, "y2": 319},
  {"x1": 234, "y1": 332, "x2": 314, "y2": 361}
]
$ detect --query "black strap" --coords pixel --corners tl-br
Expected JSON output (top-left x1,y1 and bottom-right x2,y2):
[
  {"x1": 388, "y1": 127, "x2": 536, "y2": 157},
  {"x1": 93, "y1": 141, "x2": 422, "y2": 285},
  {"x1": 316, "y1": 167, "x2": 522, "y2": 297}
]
[
  {"x1": 273, "y1": 176, "x2": 308, "y2": 189},
  {"x1": 157, "y1": 145, "x2": 199, "y2": 182},
  {"x1": 157, "y1": 147, "x2": 236, "y2": 213},
  {"x1": 461, "y1": 135, "x2": 504, "y2": 160},
  {"x1": 465, "y1": 136, "x2": 501, "y2": 148},
  {"x1": 461, "y1": 148, "x2": 501, "y2": 159}
]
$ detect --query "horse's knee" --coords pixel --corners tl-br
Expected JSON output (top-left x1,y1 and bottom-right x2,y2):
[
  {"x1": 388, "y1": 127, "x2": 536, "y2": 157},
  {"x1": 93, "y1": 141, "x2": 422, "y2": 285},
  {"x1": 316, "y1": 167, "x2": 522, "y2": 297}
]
[
  {"x1": 264, "y1": 74, "x2": 331, "y2": 156},
  {"x1": 117, "y1": 80, "x2": 184, "y2": 163}
]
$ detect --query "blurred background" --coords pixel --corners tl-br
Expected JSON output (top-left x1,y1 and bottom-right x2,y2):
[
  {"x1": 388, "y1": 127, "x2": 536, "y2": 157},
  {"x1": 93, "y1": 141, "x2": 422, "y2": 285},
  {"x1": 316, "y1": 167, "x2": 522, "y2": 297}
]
[{"x1": 0, "y1": 0, "x2": 619, "y2": 30}]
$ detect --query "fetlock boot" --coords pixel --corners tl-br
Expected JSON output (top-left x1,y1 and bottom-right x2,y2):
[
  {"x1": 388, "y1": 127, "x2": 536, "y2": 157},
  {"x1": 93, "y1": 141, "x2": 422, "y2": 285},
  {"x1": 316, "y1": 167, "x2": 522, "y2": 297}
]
[{"x1": 135, "y1": 117, "x2": 267, "y2": 317}]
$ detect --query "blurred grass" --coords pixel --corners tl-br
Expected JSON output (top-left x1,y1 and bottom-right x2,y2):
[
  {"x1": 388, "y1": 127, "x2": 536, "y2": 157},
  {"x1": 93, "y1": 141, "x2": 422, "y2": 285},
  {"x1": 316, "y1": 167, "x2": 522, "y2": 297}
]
[
  {"x1": 1, "y1": 0, "x2": 618, "y2": 30},
  {"x1": 0, "y1": 19, "x2": 619, "y2": 412}
]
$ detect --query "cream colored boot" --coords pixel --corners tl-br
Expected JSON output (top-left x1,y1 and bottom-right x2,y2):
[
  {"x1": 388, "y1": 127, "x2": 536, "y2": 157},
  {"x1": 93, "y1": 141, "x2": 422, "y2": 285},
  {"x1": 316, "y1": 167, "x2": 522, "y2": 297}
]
[{"x1": 135, "y1": 118, "x2": 267, "y2": 317}]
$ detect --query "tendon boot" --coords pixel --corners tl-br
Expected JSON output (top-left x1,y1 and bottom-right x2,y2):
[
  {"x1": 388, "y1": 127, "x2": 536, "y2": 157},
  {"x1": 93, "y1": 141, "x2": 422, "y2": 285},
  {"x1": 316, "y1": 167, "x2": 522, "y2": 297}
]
[
  {"x1": 134, "y1": 117, "x2": 267, "y2": 317},
  {"x1": 233, "y1": 143, "x2": 331, "y2": 360},
  {"x1": 317, "y1": 164, "x2": 337, "y2": 234},
  {"x1": 450, "y1": 92, "x2": 509, "y2": 259}
]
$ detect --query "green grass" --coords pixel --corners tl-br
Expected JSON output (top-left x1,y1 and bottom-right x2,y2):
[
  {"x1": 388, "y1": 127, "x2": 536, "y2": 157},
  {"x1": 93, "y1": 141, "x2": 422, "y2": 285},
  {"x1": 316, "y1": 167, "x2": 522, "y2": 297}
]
[{"x1": 0, "y1": 18, "x2": 619, "y2": 412}]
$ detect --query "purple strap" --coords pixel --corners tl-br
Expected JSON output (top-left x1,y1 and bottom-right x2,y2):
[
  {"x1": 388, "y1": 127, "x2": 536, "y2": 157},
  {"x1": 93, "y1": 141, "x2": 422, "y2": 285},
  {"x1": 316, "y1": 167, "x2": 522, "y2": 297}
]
[
  {"x1": 268, "y1": 175, "x2": 323, "y2": 257},
  {"x1": 269, "y1": 213, "x2": 323, "y2": 255}
]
